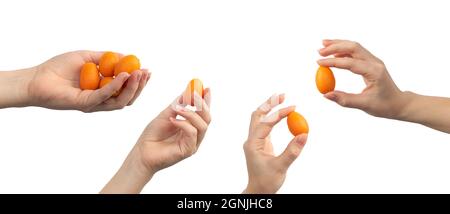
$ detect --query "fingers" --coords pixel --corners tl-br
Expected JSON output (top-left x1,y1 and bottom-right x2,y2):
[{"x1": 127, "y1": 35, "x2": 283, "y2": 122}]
[
  {"x1": 318, "y1": 40, "x2": 375, "y2": 60},
  {"x1": 324, "y1": 90, "x2": 368, "y2": 109},
  {"x1": 169, "y1": 117, "x2": 198, "y2": 156},
  {"x1": 159, "y1": 89, "x2": 211, "y2": 147},
  {"x1": 322, "y1": 39, "x2": 333, "y2": 47},
  {"x1": 195, "y1": 89, "x2": 212, "y2": 125},
  {"x1": 333, "y1": 53, "x2": 352, "y2": 58},
  {"x1": 251, "y1": 105, "x2": 295, "y2": 140},
  {"x1": 260, "y1": 105, "x2": 296, "y2": 125},
  {"x1": 251, "y1": 94, "x2": 285, "y2": 126},
  {"x1": 175, "y1": 106, "x2": 209, "y2": 144},
  {"x1": 85, "y1": 72, "x2": 130, "y2": 108},
  {"x1": 128, "y1": 70, "x2": 151, "y2": 106},
  {"x1": 92, "y1": 70, "x2": 143, "y2": 111},
  {"x1": 204, "y1": 88, "x2": 211, "y2": 107},
  {"x1": 317, "y1": 57, "x2": 370, "y2": 76},
  {"x1": 113, "y1": 70, "x2": 142, "y2": 104},
  {"x1": 276, "y1": 134, "x2": 308, "y2": 171}
]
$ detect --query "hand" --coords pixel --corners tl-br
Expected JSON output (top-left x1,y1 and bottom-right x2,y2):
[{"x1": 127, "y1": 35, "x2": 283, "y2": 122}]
[
  {"x1": 101, "y1": 89, "x2": 211, "y2": 193},
  {"x1": 27, "y1": 51, "x2": 150, "y2": 112},
  {"x1": 136, "y1": 89, "x2": 211, "y2": 172},
  {"x1": 317, "y1": 39, "x2": 406, "y2": 119},
  {"x1": 243, "y1": 94, "x2": 308, "y2": 194}
]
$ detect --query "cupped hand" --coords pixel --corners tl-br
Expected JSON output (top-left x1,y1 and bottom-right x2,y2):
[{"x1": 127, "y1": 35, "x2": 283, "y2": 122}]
[
  {"x1": 318, "y1": 39, "x2": 405, "y2": 118},
  {"x1": 243, "y1": 94, "x2": 308, "y2": 194},
  {"x1": 27, "y1": 50, "x2": 150, "y2": 112}
]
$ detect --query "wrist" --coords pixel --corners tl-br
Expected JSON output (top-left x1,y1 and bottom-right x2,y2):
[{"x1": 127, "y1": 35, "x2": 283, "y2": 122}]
[
  {"x1": 100, "y1": 146, "x2": 155, "y2": 194},
  {"x1": 391, "y1": 91, "x2": 417, "y2": 121},
  {"x1": 243, "y1": 181, "x2": 276, "y2": 194},
  {"x1": 0, "y1": 67, "x2": 36, "y2": 108}
]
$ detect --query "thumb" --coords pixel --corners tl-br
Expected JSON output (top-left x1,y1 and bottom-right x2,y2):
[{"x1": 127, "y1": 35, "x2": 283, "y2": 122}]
[
  {"x1": 86, "y1": 72, "x2": 130, "y2": 107},
  {"x1": 277, "y1": 134, "x2": 308, "y2": 170},
  {"x1": 324, "y1": 90, "x2": 367, "y2": 109}
]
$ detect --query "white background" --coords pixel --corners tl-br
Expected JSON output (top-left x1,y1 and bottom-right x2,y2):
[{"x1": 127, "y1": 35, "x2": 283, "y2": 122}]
[{"x1": 0, "y1": 0, "x2": 449, "y2": 193}]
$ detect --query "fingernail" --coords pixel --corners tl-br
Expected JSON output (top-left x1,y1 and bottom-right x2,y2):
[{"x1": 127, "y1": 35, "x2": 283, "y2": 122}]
[
  {"x1": 169, "y1": 117, "x2": 175, "y2": 122},
  {"x1": 120, "y1": 72, "x2": 130, "y2": 78},
  {"x1": 269, "y1": 93, "x2": 280, "y2": 107},
  {"x1": 174, "y1": 105, "x2": 185, "y2": 111},
  {"x1": 204, "y1": 90, "x2": 211, "y2": 106}
]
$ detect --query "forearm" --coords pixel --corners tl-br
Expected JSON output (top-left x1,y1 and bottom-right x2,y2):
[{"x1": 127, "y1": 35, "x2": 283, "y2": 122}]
[
  {"x1": 100, "y1": 147, "x2": 154, "y2": 194},
  {"x1": 0, "y1": 68, "x2": 35, "y2": 108},
  {"x1": 396, "y1": 91, "x2": 450, "y2": 134}
]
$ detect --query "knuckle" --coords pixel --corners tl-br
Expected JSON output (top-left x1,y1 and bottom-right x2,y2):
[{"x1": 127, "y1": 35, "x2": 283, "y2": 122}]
[
  {"x1": 343, "y1": 58, "x2": 354, "y2": 68},
  {"x1": 189, "y1": 148, "x2": 198, "y2": 156},
  {"x1": 251, "y1": 111, "x2": 259, "y2": 118},
  {"x1": 287, "y1": 149, "x2": 300, "y2": 160},
  {"x1": 79, "y1": 104, "x2": 93, "y2": 113},
  {"x1": 343, "y1": 57, "x2": 352, "y2": 64},
  {"x1": 115, "y1": 104, "x2": 126, "y2": 110},
  {"x1": 373, "y1": 62, "x2": 385, "y2": 71},
  {"x1": 243, "y1": 142, "x2": 251, "y2": 151},
  {"x1": 175, "y1": 150, "x2": 186, "y2": 160},
  {"x1": 204, "y1": 115, "x2": 212, "y2": 125},
  {"x1": 348, "y1": 41, "x2": 360, "y2": 52},
  {"x1": 80, "y1": 108, "x2": 91, "y2": 113},
  {"x1": 338, "y1": 98, "x2": 349, "y2": 107},
  {"x1": 284, "y1": 146, "x2": 301, "y2": 161},
  {"x1": 188, "y1": 127, "x2": 198, "y2": 137},
  {"x1": 100, "y1": 93, "x2": 111, "y2": 101},
  {"x1": 352, "y1": 41, "x2": 361, "y2": 48},
  {"x1": 198, "y1": 124, "x2": 207, "y2": 134},
  {"x1": 370, "y1": 63, "x2": 386, "y2": 78}
]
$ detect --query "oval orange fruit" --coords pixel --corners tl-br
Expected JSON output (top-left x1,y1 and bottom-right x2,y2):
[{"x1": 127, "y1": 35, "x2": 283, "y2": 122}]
[
  {"x1": 99, "y1": 52, "x2": 120, "y2": 77},
  {"x1": 80, "y1": 62, "x2": 100, "y2": 90},
  {"x1": 315, "y1": 66, "x2": 335, "y2": 94},
  {"x1": 183, "y1": 78, "x2": 204, "y2": 106},
  {"x1": 287, "y1": 111, "x2": 309, "y2": 136},
  {"x1": 114, "y1": 55, "x2": 140, "y2": 76}
]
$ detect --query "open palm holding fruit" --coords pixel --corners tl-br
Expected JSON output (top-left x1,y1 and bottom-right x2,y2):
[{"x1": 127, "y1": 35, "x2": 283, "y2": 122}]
[{"x1": 26, "y1": 51, "x2": 150, "y2": 112}]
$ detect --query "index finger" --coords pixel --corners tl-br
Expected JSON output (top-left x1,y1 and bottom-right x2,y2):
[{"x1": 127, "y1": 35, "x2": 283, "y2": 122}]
[
  {"x1": 317, "y1": 57, "x2": 370, "y2": 76},
  {"x1": 194, "y1": 88, "x2": 211, "y2": 124},
  {"x1": 319, "y1": 40, "x2": 375, "y2": 60},
  {"x1": 249, "y1": 94, "x2": 285, "y2": 130},
  {"x1": 250, "y1": 105, "x2": 295, "y2": 140}
]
